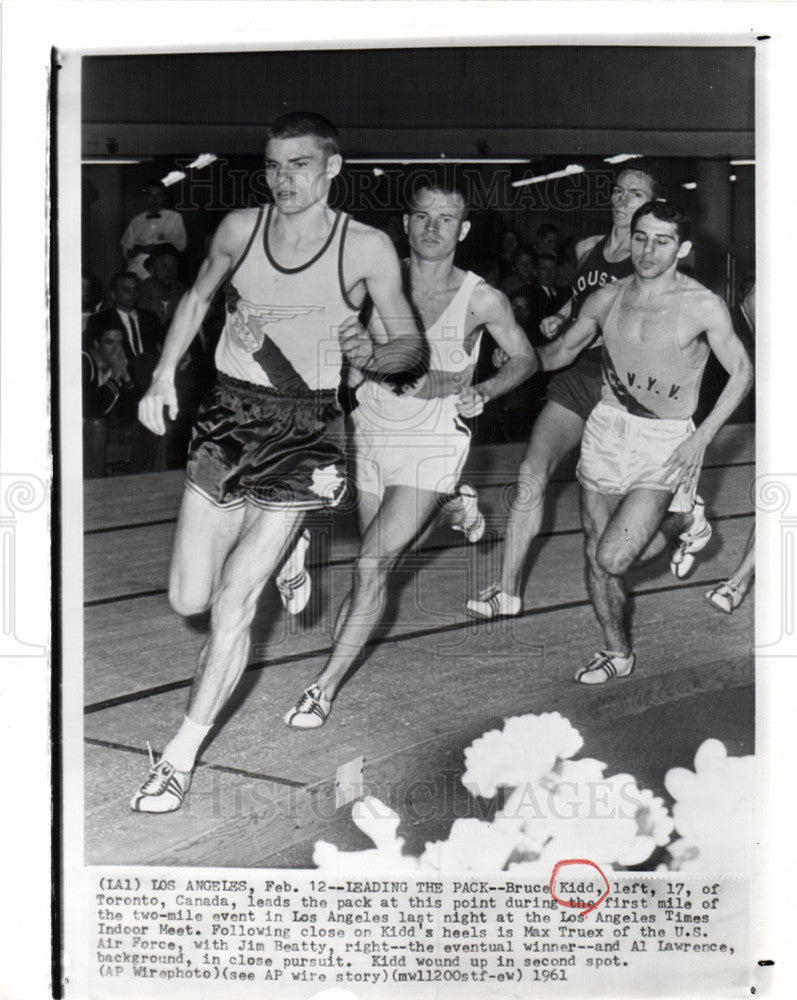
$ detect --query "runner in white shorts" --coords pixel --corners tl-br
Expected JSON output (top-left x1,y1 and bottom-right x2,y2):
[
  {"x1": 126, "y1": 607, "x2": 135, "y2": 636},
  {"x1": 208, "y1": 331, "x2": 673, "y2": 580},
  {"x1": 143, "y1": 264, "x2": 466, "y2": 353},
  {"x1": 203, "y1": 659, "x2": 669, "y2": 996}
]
[
  {"x1": 284, "y1": 173, "x2": 537, "y2": 728},
  {"x1": 353, "y1": 267, "x2": 484, "y2": 501},
  {"x1": 540, "y1": 200, "x2": 752, "y2": 685}
]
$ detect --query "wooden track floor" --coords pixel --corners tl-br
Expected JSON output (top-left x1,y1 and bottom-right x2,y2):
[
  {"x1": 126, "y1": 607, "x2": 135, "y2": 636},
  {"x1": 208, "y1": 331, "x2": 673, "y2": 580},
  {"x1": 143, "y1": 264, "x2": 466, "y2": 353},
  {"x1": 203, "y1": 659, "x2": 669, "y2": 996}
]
[{"x1": 83, "y1": 424, "x2": 754, "y2": 867}]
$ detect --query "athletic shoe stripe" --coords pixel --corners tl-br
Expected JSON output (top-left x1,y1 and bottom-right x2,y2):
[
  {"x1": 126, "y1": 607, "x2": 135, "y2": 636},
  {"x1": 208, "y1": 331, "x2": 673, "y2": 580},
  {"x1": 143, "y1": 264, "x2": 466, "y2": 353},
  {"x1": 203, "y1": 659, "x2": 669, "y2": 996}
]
[{"x1": 167, "y1": 777, "x2": 185, "y2": 801}]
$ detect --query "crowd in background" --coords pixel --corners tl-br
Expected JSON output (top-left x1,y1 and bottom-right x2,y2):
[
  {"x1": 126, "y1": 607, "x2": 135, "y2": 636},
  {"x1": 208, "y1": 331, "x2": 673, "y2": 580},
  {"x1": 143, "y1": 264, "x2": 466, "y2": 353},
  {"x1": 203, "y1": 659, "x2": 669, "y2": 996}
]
[{"x1": 82, "y1": 176, "x2": 754, "y2": 478}]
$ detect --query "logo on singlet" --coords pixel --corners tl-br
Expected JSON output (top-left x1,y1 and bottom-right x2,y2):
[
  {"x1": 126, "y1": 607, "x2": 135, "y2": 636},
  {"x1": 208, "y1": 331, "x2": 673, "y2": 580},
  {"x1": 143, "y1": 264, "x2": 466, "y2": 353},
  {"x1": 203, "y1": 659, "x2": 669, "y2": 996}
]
[{"x1": 229, "y1": 299, "x2": 326, "y2": 353}]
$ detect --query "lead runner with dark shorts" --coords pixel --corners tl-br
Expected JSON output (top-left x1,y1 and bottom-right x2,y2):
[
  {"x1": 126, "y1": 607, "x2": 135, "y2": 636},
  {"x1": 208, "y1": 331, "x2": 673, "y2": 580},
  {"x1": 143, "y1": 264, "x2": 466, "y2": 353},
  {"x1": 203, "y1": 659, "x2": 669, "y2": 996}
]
[
  {"x1": 186, "y1": 374, "x2": 347, "y2": 511},
  {"x1": 131, "y1": 112, "x2": 422, "y2": 814},
  {"x1": 466, "y1": 161, "x2": 698, "y2": 620}
]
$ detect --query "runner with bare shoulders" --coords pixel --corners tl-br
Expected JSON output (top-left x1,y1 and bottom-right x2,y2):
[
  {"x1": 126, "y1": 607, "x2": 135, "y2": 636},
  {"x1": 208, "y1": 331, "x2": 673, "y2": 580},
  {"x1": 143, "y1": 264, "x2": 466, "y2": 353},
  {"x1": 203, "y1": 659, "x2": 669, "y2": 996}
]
[
  {"x1": 540, "y1": 200, "x2": 752, "y2": 683},
  {"x1": 467, "y1": 162, "x2": 713, "y2": 619},
  {"x1": 283, "y1": 175, "x2": 537, "y2": 728},
  {"x1": 131, "y1": 112, "x2": 423, "y2": 812}
]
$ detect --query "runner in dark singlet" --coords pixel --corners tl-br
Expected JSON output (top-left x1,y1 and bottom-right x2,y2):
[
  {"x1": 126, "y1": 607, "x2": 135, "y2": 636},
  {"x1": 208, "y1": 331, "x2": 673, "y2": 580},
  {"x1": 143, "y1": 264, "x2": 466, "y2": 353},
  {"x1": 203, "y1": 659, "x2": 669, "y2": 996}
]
[{"x1": 543, "y1": 235, "x2": 634, "y2": 420}]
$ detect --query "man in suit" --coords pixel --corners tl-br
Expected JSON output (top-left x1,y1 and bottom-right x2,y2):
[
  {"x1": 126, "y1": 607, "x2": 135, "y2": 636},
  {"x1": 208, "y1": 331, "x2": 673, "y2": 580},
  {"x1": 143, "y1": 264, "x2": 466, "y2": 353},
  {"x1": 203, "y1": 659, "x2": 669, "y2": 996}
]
[
  {"x1": 522, "y1": 252, "x2": 567, "y2": 343},
  {"x1": 85, "y1": 272, "x2": 163, "y2": 384},
  {"x1": 82, "y1": 325, "x2": 164, "y2": 476},
  {"x1": 84, "y1": 272, "x2": 165, "y2": 471}
]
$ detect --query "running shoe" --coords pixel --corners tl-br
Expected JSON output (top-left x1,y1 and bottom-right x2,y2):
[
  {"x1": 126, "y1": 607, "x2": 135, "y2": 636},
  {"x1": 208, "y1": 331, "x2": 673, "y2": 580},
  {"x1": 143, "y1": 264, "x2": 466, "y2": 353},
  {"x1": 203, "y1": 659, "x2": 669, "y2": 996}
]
[
  {"x1": 670, "y1": 497, "x2": 712, "y2": 579},
  {"x1": 130, "y1": 749, "x2": 192, "y2": 813},
  {"x1": 284, "y1": 684, "x2": 332, "y2": 729},
  {"x1": 705, "y1": 580, "x2": 746, "y2": 614},
  {"x1": 575, "y1": 650, "x2": 636, "y2": 685},
  {"x1": 451, "y1": 483, "x2": 486, "y2": 543},
  {"x1": 465, "y1": 584, "x2": 521, "y2": 619}
]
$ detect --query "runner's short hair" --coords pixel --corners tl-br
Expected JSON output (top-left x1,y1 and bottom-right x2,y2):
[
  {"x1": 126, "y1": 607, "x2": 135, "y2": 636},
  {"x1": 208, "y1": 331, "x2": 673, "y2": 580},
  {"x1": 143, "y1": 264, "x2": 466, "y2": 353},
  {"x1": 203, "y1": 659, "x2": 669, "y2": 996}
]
[
  {"x1": 265, "y1": 111, "x2": 340, "y2": 157},
  {"x1": 631, "y1": 199, "x2": 691, "y2": 244},
  {"x1": 405, "y1": 168, "x2": 470, "y2": 221},
  {"x1": 618, "y1": 158, "x2": 670, "y2": 200}
]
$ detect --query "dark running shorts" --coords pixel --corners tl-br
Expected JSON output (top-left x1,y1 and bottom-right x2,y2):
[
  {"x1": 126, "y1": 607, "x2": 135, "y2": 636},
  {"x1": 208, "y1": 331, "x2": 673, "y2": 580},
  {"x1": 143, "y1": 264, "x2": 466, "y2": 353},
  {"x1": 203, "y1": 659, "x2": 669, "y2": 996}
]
[
  {"x1": 186, "y1": 373, "x2": 347, "y2": 511},
  {"x1": 545, "y1": 346, "x2": 603, "y2": 422}
]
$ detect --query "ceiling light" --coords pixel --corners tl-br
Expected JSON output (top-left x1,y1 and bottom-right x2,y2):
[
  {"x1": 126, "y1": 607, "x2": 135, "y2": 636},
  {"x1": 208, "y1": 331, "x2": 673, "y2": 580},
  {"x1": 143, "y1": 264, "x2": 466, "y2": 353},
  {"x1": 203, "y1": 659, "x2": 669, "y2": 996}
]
[
  {"x1": 186, "y1": 153, "x2": 218, "y2": 170},
  {"x1": 162, "y1": 171, "x2": 187, "y2": 187},
  {"x1": 346, "y1": 158, "x2": 531, "y2": 165},
  {"x1": 512, "y1": 164, "x2": 585, "y2": 188},
  {"x1": 603, "y1": 154, "x2": 642, "y2": 164},
  {"x1": 681, "y1": 182, "x2": 697, "y2": 190},
  {"x1": 729, "y1": 159, "x2": 755, "y2": 166},
  {"x1": 81, "y1": 158, "x2": 147, "y2": 165}
]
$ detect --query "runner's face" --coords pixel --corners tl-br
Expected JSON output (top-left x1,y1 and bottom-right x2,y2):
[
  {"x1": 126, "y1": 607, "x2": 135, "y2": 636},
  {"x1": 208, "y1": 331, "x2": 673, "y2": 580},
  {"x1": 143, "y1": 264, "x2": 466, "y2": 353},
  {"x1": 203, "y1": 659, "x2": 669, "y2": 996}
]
[
  {"x1": 265, "y1": 136, "x2": 341, "y2": 214},
  {"x1": 403, "y1": 189, "x2": 469, "y2": 261},
  {"x1": 611, "y1": 170, "x2": 654, "y2": 228},
  {"x1": 631, "y1": 213, "x2": 691, "y2": 279}
]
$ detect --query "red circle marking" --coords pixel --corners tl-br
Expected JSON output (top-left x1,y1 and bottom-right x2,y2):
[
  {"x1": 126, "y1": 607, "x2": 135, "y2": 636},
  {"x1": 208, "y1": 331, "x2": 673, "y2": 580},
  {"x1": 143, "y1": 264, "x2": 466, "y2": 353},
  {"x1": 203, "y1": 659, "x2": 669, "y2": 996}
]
[{"x1": 549, "y1": 859, "x2": 610, "y2": 916}]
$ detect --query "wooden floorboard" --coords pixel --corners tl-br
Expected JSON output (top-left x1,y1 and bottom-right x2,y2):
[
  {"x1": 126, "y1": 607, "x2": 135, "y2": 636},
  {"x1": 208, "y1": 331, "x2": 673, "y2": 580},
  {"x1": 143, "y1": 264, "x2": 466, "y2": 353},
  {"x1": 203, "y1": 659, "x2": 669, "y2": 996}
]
[
  {"x1": 85, "y1": 586, "x2": 753, "y2": 791},
  {"x1": 83, "y1": 515, "x2": 753, "y2": 706},
  {"x1": 82, "y1": 422, "x2": 755, "y2": 867},
  {"x1": 83, "y1": 460, "x2": 755, "y2": 604}
]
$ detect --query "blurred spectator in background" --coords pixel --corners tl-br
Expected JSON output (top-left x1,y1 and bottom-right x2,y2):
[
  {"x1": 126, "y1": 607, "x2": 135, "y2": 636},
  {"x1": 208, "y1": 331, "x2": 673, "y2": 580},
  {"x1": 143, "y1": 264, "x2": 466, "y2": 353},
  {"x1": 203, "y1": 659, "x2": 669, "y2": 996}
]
[
  {"x1": 523, "y1": 251, "x2": 567, "y2": 342},
  {"x1": 82, "y1": 326, "x2": 163, "y2": 477},
  {"x1": 473, "y1": 259, "x2": 501, "y2": 288},
  {"x1": 501, "y1": 244, "x2": 535, "y2": 297},
  {"x1": 493, "y1": 283, "x2": 550, "y2": 439},
  {"x1": 497, "y1": 228, "x2": 520, "y2": 284},
  {"x1": 121, "y1": 180, "x2": 187, "y2": 280},
  {"x1": 81, "y1": 274, "x2": 103, "y2": 333},
  {"x1": 139, "y1": 243, "x2": 186, "y2": 327},
  {"x1": 557, "y1": 234, "x2": 580, "y2": 290},
  {"x1": 532, "y1": 222, "x2": 562, "y2": 264},
  {"x1": 85, "y1": 273, "x2": 163, "y2": 376}
]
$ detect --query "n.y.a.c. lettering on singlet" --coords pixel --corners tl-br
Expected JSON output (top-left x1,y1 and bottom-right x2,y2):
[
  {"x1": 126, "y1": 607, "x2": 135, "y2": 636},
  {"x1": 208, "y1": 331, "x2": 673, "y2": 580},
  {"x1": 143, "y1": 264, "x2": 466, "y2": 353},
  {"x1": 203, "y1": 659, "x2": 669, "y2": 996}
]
[{"x1": 625, "y1": 371, "x2": 682, "y2": 400}]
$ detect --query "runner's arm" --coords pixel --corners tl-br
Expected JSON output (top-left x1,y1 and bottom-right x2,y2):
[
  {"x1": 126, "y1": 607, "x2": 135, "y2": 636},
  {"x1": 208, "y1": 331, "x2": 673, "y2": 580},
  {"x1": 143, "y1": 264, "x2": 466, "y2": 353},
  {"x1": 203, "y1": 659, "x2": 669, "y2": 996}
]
[
  {"x1": 662, "y1": 294, "x2": 753, "y2": 490},
  {"x1": 538, "y1": 283, "x2": 613, "y2": 371},
  {"x1": 685, "y1": 295, "x2": 753, "y2": 446},
  {"x1": 358, "y1": 231, "x2": 424, "y2": 376},
  {"x1": 539, "y1": 234, "x2": 602, "y2": 338},
  {"x1": 139, "y1": 212, "x2": 243, "y2": 434},
  {"x1": 466, "y1": 284, "x2": 537, "y2": 407}
]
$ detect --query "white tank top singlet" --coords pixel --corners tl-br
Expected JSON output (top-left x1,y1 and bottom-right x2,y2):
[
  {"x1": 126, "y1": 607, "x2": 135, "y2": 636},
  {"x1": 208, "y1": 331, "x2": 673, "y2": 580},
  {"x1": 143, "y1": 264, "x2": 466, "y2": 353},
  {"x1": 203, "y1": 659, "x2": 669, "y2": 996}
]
[
  {"x1": 358, "y1": 269, "x2": 484, "y2": 419},
  {"x1": 215, "y1": 205, "x2": 360, "y2": 393}
]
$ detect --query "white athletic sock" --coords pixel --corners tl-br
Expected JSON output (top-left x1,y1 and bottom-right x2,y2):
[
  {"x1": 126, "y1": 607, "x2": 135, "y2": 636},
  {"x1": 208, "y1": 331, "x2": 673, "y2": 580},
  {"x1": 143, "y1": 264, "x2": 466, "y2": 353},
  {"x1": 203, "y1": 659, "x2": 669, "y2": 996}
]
[
  {"x1": 604, "y1": 649, "x2": 634, "y2": 664},
  {"x1": 691, "y1": 496, "x2": 708, "y2": 529},
  {"x1": 160, "y1": 716, "x2": 213, "y2": 772},
  {"x1": 279, "y1": 529, "x2": 310, "y2": 581}
]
